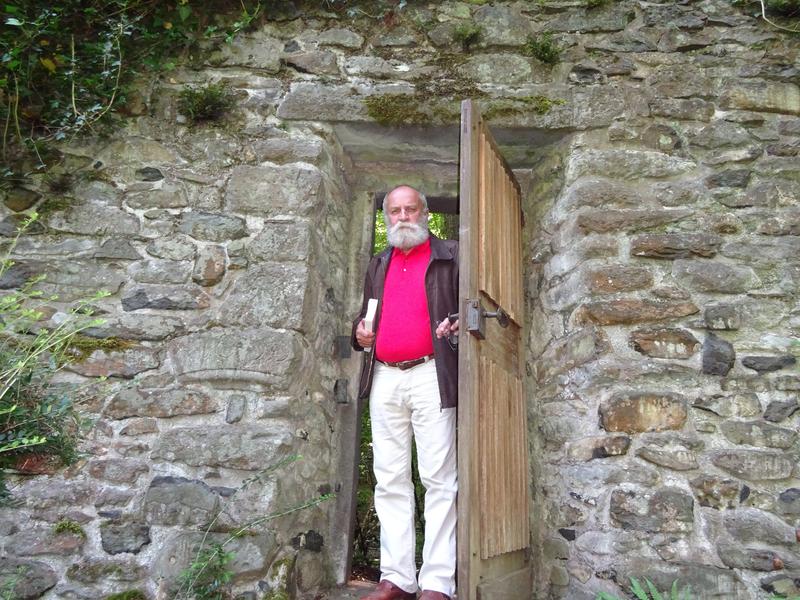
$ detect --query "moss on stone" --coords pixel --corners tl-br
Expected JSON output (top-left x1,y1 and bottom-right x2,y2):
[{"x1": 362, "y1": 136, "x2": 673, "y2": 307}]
[
  {"x1": 263, "y1": 555, "x2": 296, "y2": 600},
  {"x1": 54, "y1": 518, "x2": 86, "y2": 538},
  {"x1": 483, "y1": 95, "x2": 566, "y2": 121},
  {"x1": 68, "y1": 334, "x2": 136, "y2": 361},
  {"x1": 66, "y1": 561, "x2": 126, "y2": 581},
  {"x1": 453, "y1": 21, "x2": 482, "y2": 51},
  {"x1": 364, "y1": 52, "x2": 488, "y2": 126},
  {"x1": 36, "y1": 196, "x2": 73, "y2": 217},
  {"x1": 364, "y1": 94, "x2": 429, "y2": 126},
  {"x1": 105, "y1": 591, "x2": 147, "y2": 600}
]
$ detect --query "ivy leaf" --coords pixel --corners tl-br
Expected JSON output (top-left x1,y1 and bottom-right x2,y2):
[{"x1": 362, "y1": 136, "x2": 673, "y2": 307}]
[
  {"x1": 178, "y1": 5, "x2": 192, "y2": 21},
  {"x1": 40, "y1": 57, "x2": 57, "y2": 73}
]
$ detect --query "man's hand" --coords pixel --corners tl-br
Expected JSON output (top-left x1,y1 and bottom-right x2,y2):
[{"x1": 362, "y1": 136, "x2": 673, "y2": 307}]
[
  {"x1": 356, "y1": 319, "x2": 375, "y2": 349},
  {"x1": 435, "y1": 318, "x2": 459, "y2": 339}
]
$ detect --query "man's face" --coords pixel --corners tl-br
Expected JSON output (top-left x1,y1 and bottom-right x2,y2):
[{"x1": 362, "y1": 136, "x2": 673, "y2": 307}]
[
  {"x1": 385, "y1": 187, "x2": 429, "y2": 251},
  {"x1": 385, "y1": 187, "x2": 424, "y2": 227}
]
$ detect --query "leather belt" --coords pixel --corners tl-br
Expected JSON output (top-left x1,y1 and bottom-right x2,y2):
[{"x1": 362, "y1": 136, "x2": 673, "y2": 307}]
[{"x1": 378, "y1": 354, "x2": 434, "y2": 371}]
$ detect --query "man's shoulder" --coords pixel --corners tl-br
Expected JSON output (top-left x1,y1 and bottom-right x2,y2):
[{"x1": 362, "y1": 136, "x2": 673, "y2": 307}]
[
  {"x1": 430, "y1": 236, "x2": 458, "y2": 260},
  {"x1": 366, "y1": 247, "x2": 391, "y2": 271}
]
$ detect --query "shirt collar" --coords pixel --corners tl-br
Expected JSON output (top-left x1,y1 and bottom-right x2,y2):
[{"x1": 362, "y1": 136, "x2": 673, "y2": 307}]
[{"x1": 391, "y1": 237, "x2": 431, "y2": 260}]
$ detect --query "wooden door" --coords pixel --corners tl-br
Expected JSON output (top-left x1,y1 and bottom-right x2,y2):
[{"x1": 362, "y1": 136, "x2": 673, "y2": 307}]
[{"x1": 457, "y1": 100, "x2": 531, "y2": 600}]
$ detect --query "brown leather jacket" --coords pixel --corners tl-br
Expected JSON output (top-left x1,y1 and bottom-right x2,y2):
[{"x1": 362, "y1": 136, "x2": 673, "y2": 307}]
[{"x1": 351, "y1": 235, "x2": 459, "y2": 409}]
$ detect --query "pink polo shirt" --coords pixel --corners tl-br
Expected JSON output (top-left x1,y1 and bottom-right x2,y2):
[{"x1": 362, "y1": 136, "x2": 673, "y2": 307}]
[{"x1": 375, "y1": 239, "x2": 434, "y2": 363}]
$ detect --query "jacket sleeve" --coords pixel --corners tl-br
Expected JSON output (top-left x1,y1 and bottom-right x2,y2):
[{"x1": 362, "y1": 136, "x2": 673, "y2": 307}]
[{"x1": 351, "y1": 262, "x2": 374, "y2": 352}]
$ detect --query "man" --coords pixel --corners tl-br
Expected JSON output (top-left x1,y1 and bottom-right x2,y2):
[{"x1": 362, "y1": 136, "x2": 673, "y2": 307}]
[{"x1": 351, "y1": 185, "x2": 459, "y2": 600}]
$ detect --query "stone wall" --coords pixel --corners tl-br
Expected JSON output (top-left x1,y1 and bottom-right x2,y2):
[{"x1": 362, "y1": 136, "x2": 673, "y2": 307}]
[
  {"x1": 1, "y1": 117, "x2": 362, "y2": 596},
  {"x1": 1, "y1": 0, "x2": 799, "y2": 598}
]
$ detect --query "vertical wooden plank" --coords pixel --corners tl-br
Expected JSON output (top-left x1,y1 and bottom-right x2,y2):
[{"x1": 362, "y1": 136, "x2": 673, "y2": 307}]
[
  {"x1": 487, "y1": 365, "x2": 494, "y2": 559},
  {"x1": 494, "y1": 157, "x2": 503, "y2": 310},
  {"x1": 516, "y1": 188, "x2": 521, "y2": 317},
  {"x1": 478, "y1": 357, "x2": 486, "y2": 558},
  {"x1": 507, "y1": 371, "x2": 516, "y2": 551},
  {"x1": 493, "y1": 154, "x2": 502, "y2": 304},
  {"x1": 458, "y1": 99, "x2": 481, "y2": 600},
  {"x1": 501, "y1": 366, "x2": 510, "y2": 555},
  {"x1": 487, "y1": 132, "x2": 494, "y2": 300},
  {"x1": 519, "y1": 375, "x2": 530, "y2": 539},
  {"x1": 488, "y1": 361, "x2": 496, "y2": 557},
  {"x1": 504, "y1": 168, "x2": 513, "y2": 306},
  {"x1": 510, "y1": 177, "x2": 517, "y2": 313},
  {"x1": 511, "y1": 377, "x2": 527, "y2": 548},
  {"x1": 511, "y1": 195, "x2": 523, "y2": 318},
  {"x1": 493, "y1": 364, "x2": 500, "y2": 558},
  {"x1": 519, "y1": 378, "x2": 527, "y2": 545},
  {"x1": 478, "y1": 131, "x2": 486, "y2": 294}
]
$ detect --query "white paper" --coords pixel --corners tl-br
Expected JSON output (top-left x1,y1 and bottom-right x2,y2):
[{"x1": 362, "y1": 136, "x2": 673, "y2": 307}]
[{"x1": 364, "y1": 298, "x2": 378, "y2": 333}]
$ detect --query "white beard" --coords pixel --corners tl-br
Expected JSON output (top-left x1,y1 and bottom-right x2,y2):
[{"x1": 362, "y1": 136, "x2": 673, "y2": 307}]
[{"x1": 387, "y1": 221, "x2": 430, "y2": 251}]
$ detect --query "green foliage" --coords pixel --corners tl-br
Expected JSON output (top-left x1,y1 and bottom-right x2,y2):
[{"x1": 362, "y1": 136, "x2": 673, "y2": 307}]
[
  {"x1": 596, "y1": 578, "x2": 692, "y2": 600},
  {"x1": 176, "y1": 543, "x2": 235, "y2": 600},
  {"x1": 0, "y1": 1, "x2": 261, "y2": 175},
  {"x1": 453, "y1": 21, "x2": 482, "y2": 51},
  {"x1": 105, "y1": 590, "x2": 148, "y2": 600},
  {"x1": 0, "y1": 566, "x2": 26, "y2": 600},
  {"x1": 767, "y1": 0, "x2": 800, "y2": 16},
  {"x1": 373, "y1": 209, "x2": 388, "y2": 254},
  {"x1": 523, "y1": 32, "x2": 561, "y2": 65},
  {"x1": 0, "y1": 213, "x2": 106, "y2": 500},
  {"x1": 54, "y1": 518, "x2": 86, "y2": 537},
  {"x1": 178, "y1": 82, "x2": 236, "y2": 124}
]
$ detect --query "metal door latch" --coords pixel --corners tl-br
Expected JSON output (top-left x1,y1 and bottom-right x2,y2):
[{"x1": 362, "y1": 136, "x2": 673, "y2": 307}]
[{"x1": 466, "y1": 298, "x2": 509, "y2": 339}]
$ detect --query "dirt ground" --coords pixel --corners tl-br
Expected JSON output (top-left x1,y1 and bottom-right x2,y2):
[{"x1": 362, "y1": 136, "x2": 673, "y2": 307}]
[{"x1": 318, "y1": 580, "x2": 375, "y2": 599}]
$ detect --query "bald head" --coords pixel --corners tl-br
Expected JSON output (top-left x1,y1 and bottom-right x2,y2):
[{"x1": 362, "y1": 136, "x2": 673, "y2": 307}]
[{"x1": 382, "y1": 185, "x2": 428, "y2": 216}]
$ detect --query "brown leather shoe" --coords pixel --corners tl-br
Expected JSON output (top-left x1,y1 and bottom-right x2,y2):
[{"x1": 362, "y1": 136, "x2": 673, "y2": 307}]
[
  {"x1": 418, "y1": 591, "x2": 452, "y2": 600},
  {"x1": 359, "y1": 579, "x2": 417, "y2": 600}
]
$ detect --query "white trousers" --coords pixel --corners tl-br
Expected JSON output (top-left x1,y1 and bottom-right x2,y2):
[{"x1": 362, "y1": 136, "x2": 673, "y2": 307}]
[{"x1": 370, "y1": 360, "x2": 457, "y2": 597}]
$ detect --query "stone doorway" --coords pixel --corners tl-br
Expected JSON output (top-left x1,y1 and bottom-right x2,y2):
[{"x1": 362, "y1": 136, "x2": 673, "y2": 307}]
[{"x1": 328, "y1": 122, "x2": 561, "y2": 589}]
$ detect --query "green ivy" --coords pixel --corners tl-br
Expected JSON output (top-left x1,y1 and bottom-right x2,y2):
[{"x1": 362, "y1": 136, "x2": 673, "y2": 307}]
[{"x1": 0, "y1": 1, "x2": 262, "y2": 175}]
